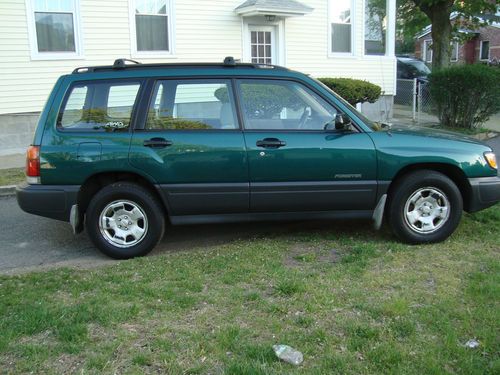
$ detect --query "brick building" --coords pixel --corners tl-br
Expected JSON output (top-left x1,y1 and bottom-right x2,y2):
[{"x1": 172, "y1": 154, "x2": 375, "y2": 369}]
[{"x1": 415, "y1": 14, "x2": 500, "y2": 65}]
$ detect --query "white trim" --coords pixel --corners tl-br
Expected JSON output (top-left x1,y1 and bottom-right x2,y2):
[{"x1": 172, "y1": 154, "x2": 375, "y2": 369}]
[
  {"x1": 450, "y1": 41, "x2": 459, "y2": 61},
  {"x1": 479, "y1": 40, "x2": 490, "y2": 61},
  {"x1": 423, "y1": 39, "x2": 432, "y2": 63},
  {"x1": 128, "y1": 0, "x2": 175, "y2": 59},
  {"x1": 25, "y1": 0, "x2": 84, "y2": 60},
  {"x1": 235, "y1": 6, "x2": 312, "y2": 17},
  {"x1": 362, "y1": 0, "x2": 395, "y2": 58},
  {"x1": 327, "y1": 0, "x2": 356, "y2": 58}
]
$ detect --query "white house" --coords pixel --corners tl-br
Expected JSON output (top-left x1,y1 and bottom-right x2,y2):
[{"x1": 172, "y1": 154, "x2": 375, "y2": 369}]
[{"x1": 0, "y1": 0, "x2": 396, "y2": 155}]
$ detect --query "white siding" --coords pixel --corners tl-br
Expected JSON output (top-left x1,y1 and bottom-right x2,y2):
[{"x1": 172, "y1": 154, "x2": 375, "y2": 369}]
[{"x1": 0, "y1": 0, "x2": 395, "y2": 115}]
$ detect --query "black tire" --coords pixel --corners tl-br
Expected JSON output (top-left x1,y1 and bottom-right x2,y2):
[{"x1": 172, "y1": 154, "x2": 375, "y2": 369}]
[
  {"x1": 387, "y1": 170, "x2": 463, "y2": 244},
  {"x1": 86, "y1": 182, "x2": 165, "y2": 259}
]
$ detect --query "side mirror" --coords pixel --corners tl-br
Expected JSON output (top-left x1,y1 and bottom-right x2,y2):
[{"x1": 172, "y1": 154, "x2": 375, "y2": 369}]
[{"x1": 334, "y1": 113, "x2": 352, "y2": 130}]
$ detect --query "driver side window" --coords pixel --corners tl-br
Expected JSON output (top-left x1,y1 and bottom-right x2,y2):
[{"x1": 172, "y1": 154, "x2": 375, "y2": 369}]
[{"x1": 237, "y1": 79, "x2": 338, "y2": 130}]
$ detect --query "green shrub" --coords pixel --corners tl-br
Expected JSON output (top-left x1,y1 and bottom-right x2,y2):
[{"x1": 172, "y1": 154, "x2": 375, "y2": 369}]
[
  {"x1": 317, "y1": 78, "x2": 381, "y2": 106},
  {"x1": 429, "y1": 64, "x2": 500, "y2": 129}
]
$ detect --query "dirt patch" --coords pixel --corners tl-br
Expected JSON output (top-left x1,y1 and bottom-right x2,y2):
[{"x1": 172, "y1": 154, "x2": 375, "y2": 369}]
[
  {"x1": 285, "y1": 243, "x2": 341, "y2": 267},
  {"x1": 51, "y1": 353, "x2": 85, "y2": 374}
]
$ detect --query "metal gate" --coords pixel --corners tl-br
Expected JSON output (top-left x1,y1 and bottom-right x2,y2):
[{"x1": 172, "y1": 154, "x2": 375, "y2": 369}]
[{"x1": 394, "y1": 78, "x2": 437, "y2": 125}]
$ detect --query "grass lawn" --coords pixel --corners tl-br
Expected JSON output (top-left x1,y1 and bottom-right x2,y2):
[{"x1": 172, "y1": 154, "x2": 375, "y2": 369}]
[
  {"x1": 1, "y1": 206, "x2": 499, "y2": 374},
  {"x1": 0, "y1": 168, "x2": 25, "y2": 186}
]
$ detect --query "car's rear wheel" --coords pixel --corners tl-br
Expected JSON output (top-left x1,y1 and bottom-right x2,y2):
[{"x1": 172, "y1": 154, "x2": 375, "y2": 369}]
[
  {"x1": 86, "y1": 182, "x2": 165, "y2": 259},
  {"x1": 388, "y1": 170, "x2": 463, "y2": 244}
]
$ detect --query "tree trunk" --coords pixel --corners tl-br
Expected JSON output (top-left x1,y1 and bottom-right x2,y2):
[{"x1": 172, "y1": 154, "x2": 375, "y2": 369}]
[{"x1": 428, "y1": 2, "x2": 453, "y2": 70}]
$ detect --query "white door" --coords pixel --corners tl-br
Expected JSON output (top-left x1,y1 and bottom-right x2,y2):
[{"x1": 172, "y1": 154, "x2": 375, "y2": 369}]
[{"x1": 248, "y1": 26, "x2": 277, "y2": 65}]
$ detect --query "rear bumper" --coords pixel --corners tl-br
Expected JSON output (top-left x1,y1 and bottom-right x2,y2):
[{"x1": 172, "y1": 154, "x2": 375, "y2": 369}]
[
  {"x1": 467, "y1": 176, "x2": 500, "y2": 212},
  {"x1": 16, "y1": 183, "x2": 80, "y2": 222}
]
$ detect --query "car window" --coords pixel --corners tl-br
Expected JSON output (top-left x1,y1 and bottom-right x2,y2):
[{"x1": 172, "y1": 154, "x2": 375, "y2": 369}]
[
  {"x1": 145, "y1": 80, "x2": 238, "y2": 130},
  {"x1": 58, "y1": 81, "x2": 140, "y2": 131},
  {"x1": 237, "y1": 79, "x2": 338, "y2": 131}
]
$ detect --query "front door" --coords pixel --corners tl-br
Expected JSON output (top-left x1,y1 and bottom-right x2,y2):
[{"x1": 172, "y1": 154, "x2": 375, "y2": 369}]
[
  {"x1": 248, "y1": 26, "x2": 276, "y2": 65},
  {"x1": 129, "y1": 79, "x2": 248, "y2": 216},
  {"x1": 236, "y1": 79, "x2": 378, "y2": 213}
]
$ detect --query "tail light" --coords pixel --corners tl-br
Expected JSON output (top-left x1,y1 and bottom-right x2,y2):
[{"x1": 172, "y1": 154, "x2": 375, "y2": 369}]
[{"x1": 26, "y1": 145, "x2": 40, "y2": 184}]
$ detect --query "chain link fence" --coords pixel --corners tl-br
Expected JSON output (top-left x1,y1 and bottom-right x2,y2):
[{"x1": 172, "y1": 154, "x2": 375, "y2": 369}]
[{"x1": 393, "y1": 79, "x2": 439, "y2": 126}]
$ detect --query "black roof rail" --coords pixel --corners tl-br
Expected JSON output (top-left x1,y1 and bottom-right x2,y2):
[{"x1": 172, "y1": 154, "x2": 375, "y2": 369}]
[{"x1": 72, "y1": 56, "x2": 287, "y2": 74}]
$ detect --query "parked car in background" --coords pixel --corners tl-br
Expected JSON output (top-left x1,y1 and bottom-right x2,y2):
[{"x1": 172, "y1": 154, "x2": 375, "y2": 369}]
[
  {"x1": 16, "y1": 58, "x2": 500, "y2": 259},
  {"x1": 395, "y1": 56, "x2": 431, "y2": 105}
]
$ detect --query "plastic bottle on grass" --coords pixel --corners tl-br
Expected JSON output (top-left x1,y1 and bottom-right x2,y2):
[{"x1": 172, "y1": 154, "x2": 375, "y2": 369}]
[{"x1": 272, "y1": 344, "x2": 303, "y2": 365}]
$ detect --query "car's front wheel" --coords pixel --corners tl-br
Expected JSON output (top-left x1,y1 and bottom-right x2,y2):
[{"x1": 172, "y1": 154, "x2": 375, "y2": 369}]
[
  {"x1": 86, "y1": 182, "x2": 165, "y2": 259},
  {"x1": 388, "y1": 170, "x2": 463, "y2": 244}
]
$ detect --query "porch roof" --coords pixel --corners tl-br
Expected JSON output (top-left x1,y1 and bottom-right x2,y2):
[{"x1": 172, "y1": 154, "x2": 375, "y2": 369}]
[{"x1": 235, "y1": 0, "x2": 313, "y2": 17}]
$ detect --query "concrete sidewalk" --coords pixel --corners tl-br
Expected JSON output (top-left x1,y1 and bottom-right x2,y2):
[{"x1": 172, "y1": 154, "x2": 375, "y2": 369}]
[{"x1": 392, "y1": 104, "x2": 500, "y2": 132}]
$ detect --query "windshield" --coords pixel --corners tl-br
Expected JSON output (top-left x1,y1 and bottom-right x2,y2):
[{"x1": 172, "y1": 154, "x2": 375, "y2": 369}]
[
  {"x1": 312, "y1": 77, "x2": 381, "y2": 131},
  {"x1": 404, "y1": 60, "x2": 431, "y2": 76}
]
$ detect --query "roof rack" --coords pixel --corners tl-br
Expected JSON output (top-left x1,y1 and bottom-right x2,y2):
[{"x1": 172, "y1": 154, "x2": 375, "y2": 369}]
[{"x1": 72, "y1": 56, "x2": 286, "y2": 74}]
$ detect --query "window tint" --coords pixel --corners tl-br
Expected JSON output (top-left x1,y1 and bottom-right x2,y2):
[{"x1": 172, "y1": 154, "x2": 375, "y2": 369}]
[
  {"x1": 146, "y1": 80, "x2": 238, "y2": 130},
  {"x1": 237, "y1": 80, "x2": 338, "y2": 131},
  {"x1": 59, "y1": 81, "x2": 140, "y2": 131}
]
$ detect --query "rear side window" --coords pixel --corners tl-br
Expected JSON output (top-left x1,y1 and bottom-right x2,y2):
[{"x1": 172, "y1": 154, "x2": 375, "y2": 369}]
[
  {"x1": 145, "y1": 79, "x2": 238, "y2": 130},
  {"x1": 58, "y1": 81, "x2": 141, "y2": 131}
]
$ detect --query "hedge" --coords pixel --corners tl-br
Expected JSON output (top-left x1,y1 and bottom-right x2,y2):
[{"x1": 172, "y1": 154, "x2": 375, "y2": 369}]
[
  {"x1": 429, "y1": 64, "x2": 500, "y2": 129},
  {"x1": 317, "y1": 78, "x2": 382, "y2": 106}
]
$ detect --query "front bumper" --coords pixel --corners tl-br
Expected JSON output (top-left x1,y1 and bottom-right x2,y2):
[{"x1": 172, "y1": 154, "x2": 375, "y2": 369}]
[
  {"x1": 16, "y1": 183, "x2": 80, "y2": 222},
  {"x1": 467, "y1": 176, "x2": 500, "y2": 212}
]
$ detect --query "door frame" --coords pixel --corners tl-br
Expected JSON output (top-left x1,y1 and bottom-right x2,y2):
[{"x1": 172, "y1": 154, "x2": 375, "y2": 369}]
[{"x1": 241, "y1": 17, "x2": 285, "y2": 65}]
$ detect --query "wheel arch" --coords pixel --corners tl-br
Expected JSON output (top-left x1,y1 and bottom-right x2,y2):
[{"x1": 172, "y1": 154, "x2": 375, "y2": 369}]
[
  {"x1": 386, "y1": 163, "x2": 472, "y2": 211},
  {"x1": 77, "y1": 171, "x2": 169, "y2": 217}
]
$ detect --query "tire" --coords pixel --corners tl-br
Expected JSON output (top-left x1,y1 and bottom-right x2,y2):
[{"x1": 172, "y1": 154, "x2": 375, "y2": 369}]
[
  {"x1": 387, "y1": 170, "x2": 463, "y2": 244},
  {"x1": 86, "y1": 182, "x2": 165, "y2": 259}
]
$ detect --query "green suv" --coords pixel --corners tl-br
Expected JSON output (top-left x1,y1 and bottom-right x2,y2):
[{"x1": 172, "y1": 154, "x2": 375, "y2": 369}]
[{"x1": 16, "y1": 58, "x2": 500, "y2": 259}]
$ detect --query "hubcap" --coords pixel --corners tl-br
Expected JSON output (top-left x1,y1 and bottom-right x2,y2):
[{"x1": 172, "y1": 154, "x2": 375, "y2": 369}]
[
  {"x1": 99, "y1": 200, "x2": 148, "y2": 248},
  {"x1": 404, "y1": 187, "x2": 450, "y2": 234}
]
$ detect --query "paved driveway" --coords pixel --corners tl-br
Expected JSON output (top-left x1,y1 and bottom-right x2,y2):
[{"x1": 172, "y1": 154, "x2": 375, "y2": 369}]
[{"x1": 1, "y1": 136, "x2": 498, "y2": 274}]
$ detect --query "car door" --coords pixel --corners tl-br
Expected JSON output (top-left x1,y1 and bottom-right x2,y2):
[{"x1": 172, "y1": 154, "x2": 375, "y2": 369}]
[
  {"x1": 129, "y1": 78, "x2": 249, "y2": 216},
  {"x1": 237, "y1": 78, "x2": 377, "y2": 212}
]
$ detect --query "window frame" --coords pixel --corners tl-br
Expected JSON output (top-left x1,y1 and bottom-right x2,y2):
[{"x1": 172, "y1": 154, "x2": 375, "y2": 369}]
[
  {"x1": 25, "y1": 0, "x2": 84, "y2": 60},
  {"x1": 480, "y1": 40, "x2": 490, "y2": 61},
  {"x1": 56, "y1": 78, "x2": 145, "y2": 133},
  {"x1": 139, "y1": 78, "x2": 241, "y2": 132},
  {"x1": 128, "y1": 0, "x2": 175, "y2": 59},
  {"x1": 235, "y1": 78, "x2": 360, "y2": 133},
  {"x1": 423, "y1": 39, "x2": 433, "y2": 63},
  {"x1": 328, "y1": 0, "x2": 356, "y2": 57},
  {"x1": 450, "y1": 41, "x2": 459, "y2": 62}
]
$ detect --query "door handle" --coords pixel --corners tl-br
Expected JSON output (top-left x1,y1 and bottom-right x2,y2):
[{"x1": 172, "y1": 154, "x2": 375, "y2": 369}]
[
  {"x1": 256, "y1": 138, "x2": 286, "y2": 149},
  {"x1": 143, "y1": 137, "x2": 173, "y2": 148}
]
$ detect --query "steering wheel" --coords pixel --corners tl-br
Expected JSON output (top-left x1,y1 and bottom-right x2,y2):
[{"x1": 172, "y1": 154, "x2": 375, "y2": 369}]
[{"x1": 297, "y1": 107, "x2": 310, "y2": 129}]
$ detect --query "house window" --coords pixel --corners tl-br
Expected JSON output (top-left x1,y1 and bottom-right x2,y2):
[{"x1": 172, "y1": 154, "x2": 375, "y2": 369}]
[
  {"x1": 329, "y1": 0, "x2": 353, "y2": 54},
  {"x1": 423, "y1": 40, "x2": 432, "y2": 63},
  {"x1": 26, "y1": 0, "x2": 82, "y2": 59},
  {"x1": 130, "y1": 0, "x2": 173, "y2": 56},
  {"x1": 451, "y1": 41, "x2": 458, "y2": 61},
  {"x1": 480, "y1": 40, "x2": 490, "y2": 61},
  {"x1": 364, "y1": 0, "x2": 387, "y2": 55}
]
